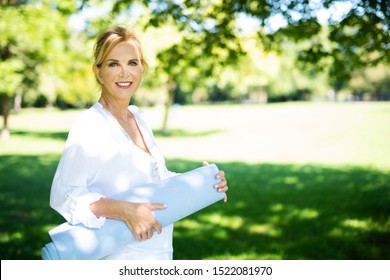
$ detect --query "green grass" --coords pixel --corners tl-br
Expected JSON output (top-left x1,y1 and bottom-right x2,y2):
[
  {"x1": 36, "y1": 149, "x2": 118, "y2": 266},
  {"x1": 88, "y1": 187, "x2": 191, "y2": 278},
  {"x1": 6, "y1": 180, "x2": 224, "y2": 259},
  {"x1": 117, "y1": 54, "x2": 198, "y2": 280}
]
[
  {"x1": 0, "y1": 102, "x2": 389, "y2": 259},
  {"x1": 172, "y1": 161, "x2": 389, "y2": 260}
]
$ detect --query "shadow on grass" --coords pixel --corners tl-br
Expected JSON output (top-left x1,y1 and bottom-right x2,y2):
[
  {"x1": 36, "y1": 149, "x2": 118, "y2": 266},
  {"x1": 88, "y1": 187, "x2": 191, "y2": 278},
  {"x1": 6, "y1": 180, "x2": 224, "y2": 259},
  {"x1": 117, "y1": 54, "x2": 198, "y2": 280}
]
[
  {"x1": 0, "y1": 155, "x2": 389, "y2": 260},
  {"x1": 0, "y1": 154, "x2": 64, "y2": 259},
  {"x1": 169, "y1": 161, "x2": 390, "y2": 260},
  {"x1": 11, "y1": 130, "x2": 69, "y2": 141}
]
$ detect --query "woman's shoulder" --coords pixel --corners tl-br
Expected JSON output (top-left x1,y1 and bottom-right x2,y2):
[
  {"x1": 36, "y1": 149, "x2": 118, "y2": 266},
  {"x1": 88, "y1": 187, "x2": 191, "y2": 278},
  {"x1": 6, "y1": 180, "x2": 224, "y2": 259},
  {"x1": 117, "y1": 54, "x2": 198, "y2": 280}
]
[
  {"x1": 63, "y1": 103, "x2": 108, "y2": 154},
  {"x1": 74, "y1": 102, "x2": 105, "y2": 123},
  {"x1": 69, "y1": 102, "x2": 108, "y2": 136}
]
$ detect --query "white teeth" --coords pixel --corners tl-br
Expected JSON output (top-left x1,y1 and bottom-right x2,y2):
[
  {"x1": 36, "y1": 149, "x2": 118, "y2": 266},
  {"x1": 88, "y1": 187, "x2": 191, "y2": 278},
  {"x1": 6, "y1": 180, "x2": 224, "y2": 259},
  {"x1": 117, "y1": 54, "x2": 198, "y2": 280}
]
[{"x1": 117, "y1": 82, "x2": 131, "y2": 87}]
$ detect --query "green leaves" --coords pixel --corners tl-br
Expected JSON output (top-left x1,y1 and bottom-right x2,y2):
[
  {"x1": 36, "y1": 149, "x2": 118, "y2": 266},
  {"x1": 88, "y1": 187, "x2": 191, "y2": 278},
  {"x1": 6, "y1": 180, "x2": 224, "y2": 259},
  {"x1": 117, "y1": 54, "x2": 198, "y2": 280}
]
[
  {"x1": 0, "y1": 59, "x2": 24, "y2": 95},
  {"x1": 0, "y1": 3, "x2": 64, "y2": 95}
]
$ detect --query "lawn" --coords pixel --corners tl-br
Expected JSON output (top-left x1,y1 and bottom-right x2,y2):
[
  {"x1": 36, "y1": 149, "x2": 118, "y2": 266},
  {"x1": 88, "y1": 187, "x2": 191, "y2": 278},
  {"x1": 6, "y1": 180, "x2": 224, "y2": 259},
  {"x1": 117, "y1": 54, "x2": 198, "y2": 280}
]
[{"x1": 0, "y1": 102, "x2": 389, "y2": 259}]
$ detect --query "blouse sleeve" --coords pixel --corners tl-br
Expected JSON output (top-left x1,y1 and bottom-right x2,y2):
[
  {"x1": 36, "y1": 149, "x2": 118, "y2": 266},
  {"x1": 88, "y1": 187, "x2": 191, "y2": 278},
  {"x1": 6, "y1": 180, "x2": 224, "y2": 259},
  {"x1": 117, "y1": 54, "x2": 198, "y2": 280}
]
[{"x1": 49, "y1": 118, "x2": 106, "y2": 228}]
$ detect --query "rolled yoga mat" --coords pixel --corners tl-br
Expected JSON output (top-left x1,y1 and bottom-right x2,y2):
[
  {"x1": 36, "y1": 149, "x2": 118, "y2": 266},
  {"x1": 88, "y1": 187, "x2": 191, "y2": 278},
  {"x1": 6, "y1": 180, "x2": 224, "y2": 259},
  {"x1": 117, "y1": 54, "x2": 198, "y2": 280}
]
[{"x1": 42, "y1": 164, "x2": 225, "y2": 260}]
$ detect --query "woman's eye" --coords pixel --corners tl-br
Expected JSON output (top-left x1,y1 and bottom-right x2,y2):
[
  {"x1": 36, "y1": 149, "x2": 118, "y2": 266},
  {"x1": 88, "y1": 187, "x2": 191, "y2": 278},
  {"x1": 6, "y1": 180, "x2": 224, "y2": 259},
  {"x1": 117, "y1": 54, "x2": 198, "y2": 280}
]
[
  {"x1": 129, "y1": 61, "x2": 138, "y2": 66},
  {"x1": 108, "y1": 62, "x2": 118, "y2": 67}
]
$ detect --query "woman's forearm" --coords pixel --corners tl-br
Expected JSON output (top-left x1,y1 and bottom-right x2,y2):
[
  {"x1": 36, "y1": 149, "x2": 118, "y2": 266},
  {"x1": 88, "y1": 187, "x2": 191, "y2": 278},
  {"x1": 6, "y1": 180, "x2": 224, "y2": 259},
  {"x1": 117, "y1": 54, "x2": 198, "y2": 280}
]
[
  {"x1": 89, "y1": 197, "x2": 129, "y2": 220},
  {"x1": 89, "y1": 197, "x2": 166, "y2": 241}
]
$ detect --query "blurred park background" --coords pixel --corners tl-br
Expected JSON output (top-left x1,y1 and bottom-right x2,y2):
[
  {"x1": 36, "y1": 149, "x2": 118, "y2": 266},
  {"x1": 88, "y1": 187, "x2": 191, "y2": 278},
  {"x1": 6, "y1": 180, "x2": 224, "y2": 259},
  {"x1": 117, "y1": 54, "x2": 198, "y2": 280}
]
[{"x1": 0, "y1": 0, "x2": 389, "y2": 260}]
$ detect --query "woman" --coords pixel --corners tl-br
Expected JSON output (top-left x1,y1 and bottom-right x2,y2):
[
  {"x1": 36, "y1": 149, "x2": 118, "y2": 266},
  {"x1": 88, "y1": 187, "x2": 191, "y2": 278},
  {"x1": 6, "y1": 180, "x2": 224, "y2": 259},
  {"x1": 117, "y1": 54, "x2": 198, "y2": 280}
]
[{"x1": 49, "y1": 26, "x2": 228, "y2": 260}]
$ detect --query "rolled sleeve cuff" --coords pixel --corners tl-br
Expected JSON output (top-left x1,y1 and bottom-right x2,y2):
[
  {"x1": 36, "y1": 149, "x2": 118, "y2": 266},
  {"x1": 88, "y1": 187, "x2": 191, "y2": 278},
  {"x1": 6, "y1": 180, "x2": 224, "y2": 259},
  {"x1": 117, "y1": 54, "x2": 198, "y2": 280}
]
[{"x1": 68, "y1": 192, "x2": 106, "y2": 228}]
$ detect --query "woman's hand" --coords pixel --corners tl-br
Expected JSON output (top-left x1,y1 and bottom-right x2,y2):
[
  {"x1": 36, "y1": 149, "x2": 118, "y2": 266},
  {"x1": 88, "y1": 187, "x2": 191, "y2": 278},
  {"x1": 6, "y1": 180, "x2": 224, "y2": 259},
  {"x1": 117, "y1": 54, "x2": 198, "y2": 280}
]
[
  {"x1": 203, "y1": 161, "x2": 229, "y2": 202},
  {"x1": 90, "y1": 198, "x2": 166, "y2": 241},
  {"x1": 121, "y1": 202, "x2": 167, "y2": 241}
]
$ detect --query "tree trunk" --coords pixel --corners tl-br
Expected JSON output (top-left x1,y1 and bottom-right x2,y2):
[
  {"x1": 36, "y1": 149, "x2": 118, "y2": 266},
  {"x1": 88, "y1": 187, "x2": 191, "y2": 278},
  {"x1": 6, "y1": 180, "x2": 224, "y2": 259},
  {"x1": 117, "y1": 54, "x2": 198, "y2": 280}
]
[
  {"x1": 1, "y1": 94, "x2": 10, "y2": 140},
  {"x1": 14, "y1": 88, "x2": 22, "y2": 113},
  {"x1": 160, "y1": 78, "x2": 176, "y2": 134}
]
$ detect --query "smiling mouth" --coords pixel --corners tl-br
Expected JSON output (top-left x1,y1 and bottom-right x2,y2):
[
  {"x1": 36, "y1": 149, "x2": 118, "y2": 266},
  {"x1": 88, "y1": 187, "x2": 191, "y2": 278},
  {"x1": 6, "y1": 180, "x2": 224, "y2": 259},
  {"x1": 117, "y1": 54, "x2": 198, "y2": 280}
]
[{"x1": 116, "y1": 82, "x2": 132, "y2": 89}]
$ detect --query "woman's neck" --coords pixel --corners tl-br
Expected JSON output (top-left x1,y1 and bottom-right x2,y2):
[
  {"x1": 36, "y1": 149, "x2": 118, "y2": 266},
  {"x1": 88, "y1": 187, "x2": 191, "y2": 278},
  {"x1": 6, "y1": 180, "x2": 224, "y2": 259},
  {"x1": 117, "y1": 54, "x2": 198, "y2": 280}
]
[{"x1": 98, "y1": 95, "x2": 131, "y2": 120}]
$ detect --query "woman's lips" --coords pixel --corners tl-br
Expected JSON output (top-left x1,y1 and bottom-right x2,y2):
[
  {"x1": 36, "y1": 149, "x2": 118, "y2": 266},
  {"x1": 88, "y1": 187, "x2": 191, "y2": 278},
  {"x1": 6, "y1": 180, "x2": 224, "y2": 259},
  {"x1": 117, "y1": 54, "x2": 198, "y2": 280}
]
[{"x1": 116, "y1": 82, "x2": 132, "y2": 89}]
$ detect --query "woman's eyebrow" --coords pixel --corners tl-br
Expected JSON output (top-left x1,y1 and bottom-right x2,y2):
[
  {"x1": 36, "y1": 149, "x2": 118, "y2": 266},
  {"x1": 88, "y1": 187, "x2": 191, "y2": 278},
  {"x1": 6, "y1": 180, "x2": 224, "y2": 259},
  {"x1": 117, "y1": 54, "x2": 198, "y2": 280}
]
[{"x1": 106, "y1": 58, "x2": 139, "y2": 62}]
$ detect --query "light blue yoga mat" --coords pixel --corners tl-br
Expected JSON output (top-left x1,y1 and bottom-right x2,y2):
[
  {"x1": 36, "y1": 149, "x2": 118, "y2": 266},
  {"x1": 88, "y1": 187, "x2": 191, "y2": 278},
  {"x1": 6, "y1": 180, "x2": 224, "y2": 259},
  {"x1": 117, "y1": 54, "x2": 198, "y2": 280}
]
[{"x1": 42, "y1": 164, "x2": 225, "y2": 260}]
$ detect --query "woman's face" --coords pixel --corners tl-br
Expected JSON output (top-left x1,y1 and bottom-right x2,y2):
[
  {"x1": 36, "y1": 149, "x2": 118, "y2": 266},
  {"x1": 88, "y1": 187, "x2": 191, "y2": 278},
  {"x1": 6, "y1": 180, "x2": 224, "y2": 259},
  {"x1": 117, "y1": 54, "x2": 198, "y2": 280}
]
[{"x1": 95, "y1": 39, "x2": 143, "y2": 101}]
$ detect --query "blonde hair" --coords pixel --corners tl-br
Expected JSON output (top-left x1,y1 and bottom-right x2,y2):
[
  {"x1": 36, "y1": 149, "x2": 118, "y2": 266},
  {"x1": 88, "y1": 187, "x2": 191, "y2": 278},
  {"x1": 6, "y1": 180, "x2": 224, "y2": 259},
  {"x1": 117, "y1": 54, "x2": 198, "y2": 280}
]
[{"x1": 93, "y1": 27, "x2": 148, "y2": 83}]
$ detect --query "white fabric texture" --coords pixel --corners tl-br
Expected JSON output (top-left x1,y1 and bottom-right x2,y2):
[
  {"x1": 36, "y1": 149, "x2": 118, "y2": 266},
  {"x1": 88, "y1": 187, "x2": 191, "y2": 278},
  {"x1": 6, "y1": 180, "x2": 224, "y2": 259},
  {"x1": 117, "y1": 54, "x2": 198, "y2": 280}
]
[{"x1": 49, "y1": 102, "x2": 177, "y2": 259}]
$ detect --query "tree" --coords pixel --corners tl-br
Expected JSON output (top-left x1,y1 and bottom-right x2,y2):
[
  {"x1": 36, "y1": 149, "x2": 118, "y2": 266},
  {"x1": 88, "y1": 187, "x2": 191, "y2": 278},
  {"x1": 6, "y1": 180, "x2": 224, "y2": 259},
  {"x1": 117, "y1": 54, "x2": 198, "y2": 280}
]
[
  {"x1": 0, "y1": 0, "x2": 72, "y2": 139},
  {"x1": 103, "y1": 0, "x2": 389, "y2": 128},
  {"x1": 110, "y1": 0, "x2": 245, "y2": 132}
]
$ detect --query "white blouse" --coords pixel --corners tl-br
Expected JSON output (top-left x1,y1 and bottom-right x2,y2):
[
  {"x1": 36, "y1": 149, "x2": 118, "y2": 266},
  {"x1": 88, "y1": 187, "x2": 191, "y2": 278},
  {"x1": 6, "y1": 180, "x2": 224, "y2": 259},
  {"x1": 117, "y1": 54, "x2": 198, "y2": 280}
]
[{"x1": 50, "y1": 102, "x2": 176, "y2": 260}]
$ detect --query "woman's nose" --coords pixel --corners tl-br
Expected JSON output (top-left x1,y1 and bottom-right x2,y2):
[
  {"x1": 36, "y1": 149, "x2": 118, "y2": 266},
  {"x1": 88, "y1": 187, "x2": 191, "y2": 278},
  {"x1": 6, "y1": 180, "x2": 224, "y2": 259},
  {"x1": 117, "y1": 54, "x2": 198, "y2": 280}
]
[{"x1": 119, "y1": 66, "x2": 129, "y2": 78}]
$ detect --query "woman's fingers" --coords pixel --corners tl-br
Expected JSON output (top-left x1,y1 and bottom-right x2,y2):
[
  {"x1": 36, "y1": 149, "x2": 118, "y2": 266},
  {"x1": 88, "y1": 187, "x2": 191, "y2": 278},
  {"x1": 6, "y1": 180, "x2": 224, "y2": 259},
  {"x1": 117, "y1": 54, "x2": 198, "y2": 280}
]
[
  {"x1": 126, "y1": 203, "x2": 166, "y2": 241},
  {"x1": 217, "y1": 170, "x2": 225, "y2": 179},
  {"x1": 149, "y1": 203, "x2": 165, "y2": 234}
]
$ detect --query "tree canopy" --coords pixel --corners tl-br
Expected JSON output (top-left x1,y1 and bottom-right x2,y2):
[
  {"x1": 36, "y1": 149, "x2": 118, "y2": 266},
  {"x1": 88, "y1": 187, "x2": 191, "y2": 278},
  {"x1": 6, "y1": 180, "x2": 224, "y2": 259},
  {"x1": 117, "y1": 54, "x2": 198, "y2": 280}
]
[
  {"x1": 0, "y1": 0, "x2": 389, "y2": 137},
  {"x1": 110, "y1": 0, "x2": 389, "y2": 86}
]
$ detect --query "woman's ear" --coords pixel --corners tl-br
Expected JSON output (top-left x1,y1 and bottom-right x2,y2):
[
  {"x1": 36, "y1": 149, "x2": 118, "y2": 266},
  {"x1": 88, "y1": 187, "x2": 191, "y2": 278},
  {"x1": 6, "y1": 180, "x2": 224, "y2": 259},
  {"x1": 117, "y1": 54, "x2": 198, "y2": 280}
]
[{"x1": 93, "y1": 65, "x2": 103, "y2": 85}]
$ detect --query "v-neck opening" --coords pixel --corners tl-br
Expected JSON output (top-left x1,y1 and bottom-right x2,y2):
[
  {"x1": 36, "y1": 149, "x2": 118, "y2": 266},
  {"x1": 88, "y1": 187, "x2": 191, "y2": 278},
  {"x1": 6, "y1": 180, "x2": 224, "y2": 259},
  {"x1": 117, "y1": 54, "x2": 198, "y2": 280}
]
[
  {"x1": 97, "y1": 102, "x2": 154, "y2": 160},
  {"x1": 128, "y1": 106, "x2": 154, "y2": 159}
]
